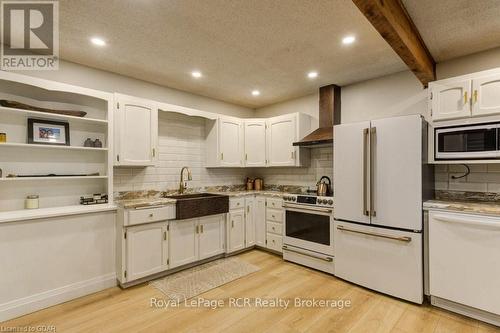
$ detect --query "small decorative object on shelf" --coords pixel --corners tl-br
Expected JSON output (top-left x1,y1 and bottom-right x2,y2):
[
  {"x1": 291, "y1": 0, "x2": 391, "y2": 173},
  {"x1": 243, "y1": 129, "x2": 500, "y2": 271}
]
[
  {"x1": 0, "y1": 132, "x2": 6, "y2": 143},
  {"x1": 80, "y1": 193, "x2": 108, "y2": 205},
  {"x1": 94, "y1": 139, "x2": 103, "y2": 148},
  {"x1": 84, "y1": 138, "x2": 94, "y2": 147},
  {"x1": 28, "y1": 118, "x2": 70, "y2": 146},
  {"x1": 6, "y1": 172, "x2": 100, "y2": 178},
  {"x1": 0, "y1": 100, "x2": 87, "y2": 117},
  {"x1": 25, "y1": 195, "x2": 39, "y2": 209}
]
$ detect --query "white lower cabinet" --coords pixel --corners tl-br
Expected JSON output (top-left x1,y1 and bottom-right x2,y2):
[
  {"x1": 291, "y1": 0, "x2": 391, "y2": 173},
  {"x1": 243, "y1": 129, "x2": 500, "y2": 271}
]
[
  {"x1": 245, "y1": 197, "x2": 255, "y2": 247},
  {"x1": 255, "y1": 196, "x2": 266, "y2": 247},
  {"x1": 125, "y1": 222, "x2": 169, "y2": 282},
  {"x1": 199, "y1": 215, "x2": 226, "y2": 260},
  {"x1": 265, "y1": 197, "x2": 284, "y2": 253},
  {"x1": 169, "y1": 218, "x2": 199, "y2": 268},
  {"x1": 170, "y1": 215, "x2": 225, "y2": 268},
  {"x1": 227, "y1": 209, "x2": 245, "y2": 253}
]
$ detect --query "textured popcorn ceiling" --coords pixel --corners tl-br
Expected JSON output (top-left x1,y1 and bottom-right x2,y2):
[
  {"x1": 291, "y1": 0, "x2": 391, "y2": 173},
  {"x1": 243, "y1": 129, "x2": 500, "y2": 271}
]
[
  {"x1": 58, "y1": 0, "x2": 406, "y2": 108},
  {"x1": 402, "y1": 0, "x2": 500, "y2": 62}
]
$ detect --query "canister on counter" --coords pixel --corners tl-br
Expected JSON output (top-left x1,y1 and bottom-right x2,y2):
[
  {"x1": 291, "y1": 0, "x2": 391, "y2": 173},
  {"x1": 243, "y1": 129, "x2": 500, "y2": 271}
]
[
  {"x1": 25, "y1": 195, "x2": 39, "y2": 209},
  {"x1": 0, "y1": 132, "x2": 6, "y2": 143}
]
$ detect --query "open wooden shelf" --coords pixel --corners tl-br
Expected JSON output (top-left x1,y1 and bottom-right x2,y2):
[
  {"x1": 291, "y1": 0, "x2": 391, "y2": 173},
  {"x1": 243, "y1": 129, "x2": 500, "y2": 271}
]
[
  {"x1": 0, "y1": 105, "x2": 108, "y2": 125},
  {"x1": 0, "y1": 176, "x2": 108, "y2": 181},
  {"x1": 0, "y1": 142, "x2": 108, "y2": 151}
]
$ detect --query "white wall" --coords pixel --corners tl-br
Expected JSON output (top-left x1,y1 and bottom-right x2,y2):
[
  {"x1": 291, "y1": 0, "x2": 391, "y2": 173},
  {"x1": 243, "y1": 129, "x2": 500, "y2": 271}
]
[
  {"x1": 16, "y1": 60, "x2": 254, "y2": 118},
  {"x1": 0, "y1": 211, "x2": 116, "y2": 321}
]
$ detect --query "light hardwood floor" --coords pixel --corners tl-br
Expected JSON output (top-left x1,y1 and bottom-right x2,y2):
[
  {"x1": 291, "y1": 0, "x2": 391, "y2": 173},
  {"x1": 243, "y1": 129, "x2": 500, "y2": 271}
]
[{"x1": 2, "y1": 250, "x2": 499, "y2": 333}]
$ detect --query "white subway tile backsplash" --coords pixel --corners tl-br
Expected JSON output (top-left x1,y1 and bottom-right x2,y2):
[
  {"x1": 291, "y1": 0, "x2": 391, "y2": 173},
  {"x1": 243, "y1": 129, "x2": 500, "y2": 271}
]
[
  {"x1": 434, "y1": 164, "x2": 500, "y2": 193},
  {"x1": 114, "y1": 112, "x2": 333, "y2": 192}
]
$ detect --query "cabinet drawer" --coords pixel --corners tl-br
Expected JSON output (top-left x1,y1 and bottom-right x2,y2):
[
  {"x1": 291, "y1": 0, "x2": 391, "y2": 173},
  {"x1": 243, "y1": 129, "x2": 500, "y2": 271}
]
[
  {"x1": 266, "y1": 198, "x2": 283, "y2": 209},
  {"x1": 266, "y1": 233, "x2": 282, "y2": 252},
  {"x1": 127, "y1": 205, "x2": 175, "y2": 226},
  {"x1": 266, "y1": 208, "x2": 283, "y2": 223},
  {"x1": 267, "y1": 222, "x2": 282, "y2": 235},
  {"x1": 229, "y1": 197, "x2": 245, "y2": 210}
]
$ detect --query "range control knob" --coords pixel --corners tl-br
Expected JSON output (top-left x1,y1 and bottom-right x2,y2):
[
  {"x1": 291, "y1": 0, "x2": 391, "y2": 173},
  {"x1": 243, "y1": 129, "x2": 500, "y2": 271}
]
[
  {"x1": 317, "y1": 199, "x2": 324, "y2": 204},
  {"x1": 291, "y1": 197, "x2": 296, "y2": 202},
  {"x1": 328, "y1": 199, "x2": 333, "y2": 205},
  {"x1": 284, "y1": 196, "x2": 289, "y2": 201}
]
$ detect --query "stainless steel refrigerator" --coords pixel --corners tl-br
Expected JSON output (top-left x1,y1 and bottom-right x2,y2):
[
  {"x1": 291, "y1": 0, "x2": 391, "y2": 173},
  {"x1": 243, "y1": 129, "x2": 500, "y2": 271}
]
[{"x1": 333, "y1": 114, "x2": 433, "y2": 303}]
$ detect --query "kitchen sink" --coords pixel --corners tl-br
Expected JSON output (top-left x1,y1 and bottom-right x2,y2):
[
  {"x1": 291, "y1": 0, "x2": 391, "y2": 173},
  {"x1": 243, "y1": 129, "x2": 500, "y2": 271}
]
[{"x1": 165, "y1": 192, "x2": 229, "y2": 220}]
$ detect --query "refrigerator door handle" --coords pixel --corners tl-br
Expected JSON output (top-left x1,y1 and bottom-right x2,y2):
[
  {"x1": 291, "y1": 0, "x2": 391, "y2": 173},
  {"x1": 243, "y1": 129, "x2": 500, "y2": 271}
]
[
  {"x1": 370, "y1": 126, "x2": 377, "y2": 217},
  {"x1": 336, "y1": 225, "x2": 412, "y2": 242},
  {"x1": 363, "y1": 128, "x2": 370, "y2": 216}
]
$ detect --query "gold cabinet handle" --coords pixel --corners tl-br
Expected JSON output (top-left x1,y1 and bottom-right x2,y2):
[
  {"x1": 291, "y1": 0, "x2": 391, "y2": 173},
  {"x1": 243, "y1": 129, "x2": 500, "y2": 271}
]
[
  {"x1": 464, "y1": 91, "x2": 468, "y2": 104},
  {"x1": 201, "y1": 225, "x2": 204, "y2": 233},
  {"x1": 247, "y1": 206, "x2": 250, "y2": 213},
  {"x1": 474, "y1": 90, "x2": 478, "y2": 103},
  {"x1": 163, "y1": 231, "x2": 167, "y2": 240},
  {"x1": 149, "y1": 213, "x2": 154, "y2": 218},
  {"x1": 231, "y1": 220, "x2": 234, "y2": 228}
]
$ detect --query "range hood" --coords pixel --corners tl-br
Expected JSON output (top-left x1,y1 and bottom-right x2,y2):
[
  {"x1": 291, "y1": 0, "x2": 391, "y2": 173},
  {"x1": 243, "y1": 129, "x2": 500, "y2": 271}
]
[{"x1": 293, "y1": 84, "x2": 341, "y2": 147}]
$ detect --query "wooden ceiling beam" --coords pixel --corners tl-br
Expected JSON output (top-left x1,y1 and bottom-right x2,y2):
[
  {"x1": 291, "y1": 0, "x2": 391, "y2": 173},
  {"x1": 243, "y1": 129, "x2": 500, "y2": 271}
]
[{"x1": 352, "y1": 0, "x2": 436, "y2": 86}]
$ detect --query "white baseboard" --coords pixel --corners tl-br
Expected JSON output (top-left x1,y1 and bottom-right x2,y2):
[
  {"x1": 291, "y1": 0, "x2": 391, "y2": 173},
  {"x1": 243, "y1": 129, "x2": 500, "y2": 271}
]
[
  {"x1": 431, "y1": 296, "x2": 500, "y2": 327},
  {"x1": 0, "y1": 273, "x2": 117, "y2": 322}
]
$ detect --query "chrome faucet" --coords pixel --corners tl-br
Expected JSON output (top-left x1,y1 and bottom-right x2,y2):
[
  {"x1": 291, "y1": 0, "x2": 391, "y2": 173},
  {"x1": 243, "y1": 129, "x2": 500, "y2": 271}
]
[{"x1": 179, "y1": 166, "x2": 192, "y2": 194}]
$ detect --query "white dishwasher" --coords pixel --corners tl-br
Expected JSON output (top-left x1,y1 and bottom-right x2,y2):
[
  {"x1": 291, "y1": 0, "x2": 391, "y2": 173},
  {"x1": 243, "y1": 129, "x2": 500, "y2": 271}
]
[{"x1": 428, "y1": 211, "x2": 500, "y2": 326}]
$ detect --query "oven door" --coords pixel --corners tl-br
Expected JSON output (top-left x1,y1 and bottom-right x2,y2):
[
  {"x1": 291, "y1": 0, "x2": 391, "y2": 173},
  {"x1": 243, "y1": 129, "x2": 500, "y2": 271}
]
[
  {"x1": 283, "y1": 204, "x2": 334, "y2": 255},
  {"x1": 435, "y1": 123, "x2": 499, "y2": 160}
]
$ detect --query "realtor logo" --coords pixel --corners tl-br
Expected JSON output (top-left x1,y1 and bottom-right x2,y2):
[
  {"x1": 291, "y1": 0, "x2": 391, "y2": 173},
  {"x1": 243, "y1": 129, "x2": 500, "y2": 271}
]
[{"x1": 1, "y1": 0, "x2": 59, "y2": 70}]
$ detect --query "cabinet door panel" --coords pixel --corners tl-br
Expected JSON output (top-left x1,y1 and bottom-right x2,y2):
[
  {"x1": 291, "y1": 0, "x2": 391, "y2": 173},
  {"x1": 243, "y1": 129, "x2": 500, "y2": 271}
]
[
  {"x1": 199, "y1": 215, "x2": 225, "y2": 259},
  {"x1": 126, "y1": 223, "x2": 166, "y2": 281},
  {"x1": 169, "y1": 219, "x2": 198, "y2": 268},
  {"x1": 115, "y1": 94, "x2": 157, "y2": 166},
  {"x1": 244, "y1": 121, "x2": 267, "y2": 166},
  {"x1": 219, "y1": 118, "x2": 243, "y2": 166},
  {"x1": 267, "y1": 115, "x2": 296, "y2": 166},
  {"x1": 255, "y1": 197, "x2": 266, "y2": 247},
  {"x1": 472, "y1": 74, "x2": 500, "y2": 117},
  {"x1": 228, "y1": 210, "x2": 245, "y2": 252},
  {"x1": 431, "y1": 80, "x2": 471, "y2": 121},
  {"x1": 245, "y1": 197, "x2": 255, "y2": 247}
]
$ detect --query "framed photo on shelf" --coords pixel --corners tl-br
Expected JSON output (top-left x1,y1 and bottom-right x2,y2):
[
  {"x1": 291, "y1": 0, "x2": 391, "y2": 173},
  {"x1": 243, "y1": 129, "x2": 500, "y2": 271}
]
[{"x1": 28, "y1": 118, "x2": 70, "y2": 146}]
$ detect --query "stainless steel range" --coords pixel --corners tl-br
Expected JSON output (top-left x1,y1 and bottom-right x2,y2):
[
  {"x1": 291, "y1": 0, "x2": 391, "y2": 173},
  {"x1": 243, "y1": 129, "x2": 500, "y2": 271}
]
[{"x1": 282, "y1": 194, "x2": 334, "y2": 274}]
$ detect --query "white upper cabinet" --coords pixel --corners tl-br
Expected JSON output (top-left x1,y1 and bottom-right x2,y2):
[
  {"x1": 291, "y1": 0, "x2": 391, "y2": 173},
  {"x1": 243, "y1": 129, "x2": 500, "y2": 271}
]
[
  {"x1": 431, "y1": 80, "x2": 471, "y2": 121},
  {"x1": 114, "y1": 93, "x2": 158, "y2": 166},
  {"x1": 244, "y1": 120, "x2": 267, "y2": 167},
  {"x1": 206, "y1": 117, "x2": 244, "y2": 167},
  {"x1": 266, "y1": 114, "x2": 297, "y2": 166},
  {"x1": 472, "y1": 73, "x2": 500, "y2": 117},
  {"x1": 430, "y1": 68, "x2": 500, "y2": 122}
]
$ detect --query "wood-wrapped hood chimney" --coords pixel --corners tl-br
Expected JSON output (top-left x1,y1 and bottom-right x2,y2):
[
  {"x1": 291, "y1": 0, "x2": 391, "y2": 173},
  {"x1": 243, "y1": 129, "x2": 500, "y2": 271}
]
[{"x1": 293, "y1": 84, "x2": 341, "y2": 147}]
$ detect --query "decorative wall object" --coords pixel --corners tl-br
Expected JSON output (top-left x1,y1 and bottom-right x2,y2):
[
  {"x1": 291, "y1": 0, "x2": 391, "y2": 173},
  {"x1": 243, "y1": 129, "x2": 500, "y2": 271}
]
[
  {"x1": 0, "y1": 100, "x2": 87, "y2": 117},
  {"x1": 28, "y1": 118, "x2": 70, "y2": 146}
]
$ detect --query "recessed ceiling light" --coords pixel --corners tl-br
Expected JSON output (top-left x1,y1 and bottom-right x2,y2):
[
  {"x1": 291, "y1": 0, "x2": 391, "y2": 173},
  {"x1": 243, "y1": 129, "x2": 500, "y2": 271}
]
[
  {"x1": 342, "y1": 35, "x2": 356, "y2": 45},
  {"x1": 251, "y1": 90, "x2": 260, "y2": 96},
  {"x1": 90, "y1": 37, "x2": 106, "y2": 46},
  {"x1": 191, "y1": 71, "x2": 202, "y2": 78},
  {"x1": 307, "y1": 71, "x2": 318, "y2": 79}
]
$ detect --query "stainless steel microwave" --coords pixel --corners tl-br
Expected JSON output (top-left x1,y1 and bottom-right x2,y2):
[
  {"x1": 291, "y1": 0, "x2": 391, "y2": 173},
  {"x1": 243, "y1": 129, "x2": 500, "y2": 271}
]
[{"x1": 435, "y1": 122, "x2": 500, "y2": 160}]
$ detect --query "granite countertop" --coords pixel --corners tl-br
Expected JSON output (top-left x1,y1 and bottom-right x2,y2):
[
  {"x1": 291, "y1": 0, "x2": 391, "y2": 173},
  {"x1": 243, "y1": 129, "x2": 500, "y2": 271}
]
[
  {"x1": 424, "y1": 199, "x2": 500, "y2": 216},
  {"x1": 116, "y1": 190, "x2": 289, "y2": 209},
  {"x1": 117, "y1": 198, "x2": 177, "y2": 209}
]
